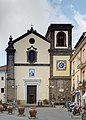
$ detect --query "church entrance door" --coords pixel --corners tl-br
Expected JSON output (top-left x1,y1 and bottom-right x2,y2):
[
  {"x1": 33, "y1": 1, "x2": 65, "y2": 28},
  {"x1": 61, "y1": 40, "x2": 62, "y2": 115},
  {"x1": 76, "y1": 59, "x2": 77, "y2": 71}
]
[{"x1": 27, "y1": 85, "x2": 36, "y2": 104}]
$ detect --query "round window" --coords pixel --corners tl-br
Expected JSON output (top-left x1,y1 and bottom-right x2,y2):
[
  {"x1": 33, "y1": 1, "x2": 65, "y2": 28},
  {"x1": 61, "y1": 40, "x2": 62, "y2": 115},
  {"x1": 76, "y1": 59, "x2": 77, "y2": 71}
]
[{"x1": 29, "y1": 38, "x2": 35, "y2": 44}]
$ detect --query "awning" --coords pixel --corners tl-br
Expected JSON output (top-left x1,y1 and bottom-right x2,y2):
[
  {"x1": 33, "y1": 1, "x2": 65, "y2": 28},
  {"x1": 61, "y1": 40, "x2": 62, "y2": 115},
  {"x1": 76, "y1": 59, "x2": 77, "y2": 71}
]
[{"x1": 81, "y1": 92, "x2": 86, "y2": 99}]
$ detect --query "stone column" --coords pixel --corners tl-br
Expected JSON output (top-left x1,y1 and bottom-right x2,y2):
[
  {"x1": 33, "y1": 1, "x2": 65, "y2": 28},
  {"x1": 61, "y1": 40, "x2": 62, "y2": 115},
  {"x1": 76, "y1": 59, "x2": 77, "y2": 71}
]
[{"x1": 6, "y1": 35, "x2": 16, "y2": 103}]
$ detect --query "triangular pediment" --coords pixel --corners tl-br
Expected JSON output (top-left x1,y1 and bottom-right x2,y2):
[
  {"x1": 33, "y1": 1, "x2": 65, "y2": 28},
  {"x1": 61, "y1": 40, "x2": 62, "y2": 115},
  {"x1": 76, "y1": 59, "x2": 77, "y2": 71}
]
[{"x1": 13, "y1": 27, "x2": 50, "y2": 44}]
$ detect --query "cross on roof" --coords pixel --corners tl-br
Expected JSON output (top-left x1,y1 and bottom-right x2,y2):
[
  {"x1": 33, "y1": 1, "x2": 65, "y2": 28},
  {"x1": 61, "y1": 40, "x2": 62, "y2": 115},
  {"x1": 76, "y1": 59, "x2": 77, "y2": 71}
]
[{"x1": 31, "y1": 24, "x2": 34, "y2": 27}]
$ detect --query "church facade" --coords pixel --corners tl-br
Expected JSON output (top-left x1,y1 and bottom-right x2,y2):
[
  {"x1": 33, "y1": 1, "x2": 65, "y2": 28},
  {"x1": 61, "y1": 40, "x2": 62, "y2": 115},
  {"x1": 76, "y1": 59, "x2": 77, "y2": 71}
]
[{"x1": 6, "y1": 24, "x2": 73, "y2": 105}]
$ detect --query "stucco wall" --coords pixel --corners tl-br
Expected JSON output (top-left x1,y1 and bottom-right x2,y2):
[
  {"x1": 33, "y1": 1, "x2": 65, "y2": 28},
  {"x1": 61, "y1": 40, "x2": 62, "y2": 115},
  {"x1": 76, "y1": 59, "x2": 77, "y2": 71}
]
[
  {"x1": 14, "y1": 33, "x2": 50, "y2": 64},
  {"x1": 53, "y1": 56, "x2": 70, "y2": 76},
  {"x1": 0, "y1": 71, "x2": 5, "y2": 103},
  {"x1": 14, "y1": 66, "x2": 49, "y2": 101},
  {"x1": 13, "y1": 33, "x2": 50, "y2": 104}
]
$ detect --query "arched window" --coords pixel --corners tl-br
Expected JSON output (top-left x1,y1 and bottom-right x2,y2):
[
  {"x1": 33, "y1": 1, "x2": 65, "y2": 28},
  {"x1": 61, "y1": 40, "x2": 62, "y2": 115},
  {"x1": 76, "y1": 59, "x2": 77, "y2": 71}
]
[
  {"x1": 27, "y1": 46, "x2": 37, "y2": 63},
  {"x1": 56, "y1": 32, "x2": 66, "y2": 47},
  {"x1": 28, "y1": 50, "x2": 36, "y2": 63}
]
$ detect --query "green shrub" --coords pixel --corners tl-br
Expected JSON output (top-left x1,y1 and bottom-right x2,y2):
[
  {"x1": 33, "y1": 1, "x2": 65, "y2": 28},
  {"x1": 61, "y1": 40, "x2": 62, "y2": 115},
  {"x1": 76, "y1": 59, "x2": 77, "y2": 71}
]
[{"x1": 43, "y1": 99, "x2": 49, "y2": 104}]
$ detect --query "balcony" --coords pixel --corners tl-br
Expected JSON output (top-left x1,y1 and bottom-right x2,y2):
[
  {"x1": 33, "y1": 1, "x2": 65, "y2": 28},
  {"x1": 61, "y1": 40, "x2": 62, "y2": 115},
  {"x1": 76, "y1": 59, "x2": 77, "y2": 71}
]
[
  {"x1": 78, "y1": 80, "x2": 86, "y2": 90},
  {"x1": 77, "y1": 61, "x2": 86, "y2": 69}
]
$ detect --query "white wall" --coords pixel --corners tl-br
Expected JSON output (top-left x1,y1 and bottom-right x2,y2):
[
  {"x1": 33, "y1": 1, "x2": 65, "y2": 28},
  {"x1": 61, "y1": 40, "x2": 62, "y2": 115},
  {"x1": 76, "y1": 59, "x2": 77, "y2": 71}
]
[{"x1": 0, "y1": 71, "x2": 6, "y2": 103}]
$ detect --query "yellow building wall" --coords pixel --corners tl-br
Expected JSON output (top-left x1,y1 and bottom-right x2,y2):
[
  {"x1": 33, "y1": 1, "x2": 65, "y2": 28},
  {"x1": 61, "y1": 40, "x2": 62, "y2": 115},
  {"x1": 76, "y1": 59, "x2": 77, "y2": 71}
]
[
  {"x1": 14, "y1": 33, "x2": 50, "y2": 104},
  {"x1": 15, "y1": 66, "x2": 49, "y2": 101},
  {"x1": 53, "y1": 56, "x2": 70, "y2": 76},
  {"x1": 70, "y1": 38, "x2": 86, "y2": 106},
  {"x1": 14, "y1": 33, "x2": 50, "y2": 64}
]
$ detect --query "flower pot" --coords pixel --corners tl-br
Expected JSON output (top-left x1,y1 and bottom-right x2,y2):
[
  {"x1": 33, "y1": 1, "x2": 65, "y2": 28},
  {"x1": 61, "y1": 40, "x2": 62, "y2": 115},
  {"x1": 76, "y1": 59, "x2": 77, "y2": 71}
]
[
  {"x1": 0, "y1": 104, "x2": 3, "y2": 112},
  {"x1": 18, "y1": 106, "x2": 25, "y2": 116},
  {"x1": 29, "y1": 107, "x2": 37, "y2": 118},
  {"x1": 7, "y1": 105, "x2": 13, "y2": 114}
]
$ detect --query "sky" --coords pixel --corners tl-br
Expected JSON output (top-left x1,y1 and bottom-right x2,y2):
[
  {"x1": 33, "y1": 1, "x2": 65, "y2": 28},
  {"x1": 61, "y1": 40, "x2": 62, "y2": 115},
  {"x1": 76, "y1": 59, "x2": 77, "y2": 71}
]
[{"x1": 0, "y1": 0, "x2": 86, "y2": 66}]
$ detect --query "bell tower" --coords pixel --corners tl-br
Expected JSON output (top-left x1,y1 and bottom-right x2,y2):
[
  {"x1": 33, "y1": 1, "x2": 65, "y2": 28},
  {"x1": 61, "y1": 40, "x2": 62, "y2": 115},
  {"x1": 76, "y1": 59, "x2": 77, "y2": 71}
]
[{"x1": 46, "y1": 24, "x2": 73, "y2": 102}]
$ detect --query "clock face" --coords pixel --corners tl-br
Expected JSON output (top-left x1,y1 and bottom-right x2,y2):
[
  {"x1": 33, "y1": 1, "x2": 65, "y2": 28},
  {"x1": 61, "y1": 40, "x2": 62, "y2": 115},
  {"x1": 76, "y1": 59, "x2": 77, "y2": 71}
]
[{"x1": 57, "y1": 60, "x2": 66, "y2": 70}]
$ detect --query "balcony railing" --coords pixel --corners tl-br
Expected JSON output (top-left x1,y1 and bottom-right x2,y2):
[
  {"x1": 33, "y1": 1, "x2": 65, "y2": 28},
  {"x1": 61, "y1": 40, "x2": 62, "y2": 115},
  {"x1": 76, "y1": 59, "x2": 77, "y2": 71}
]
[
  {"x1": 77, "y1": 61, "x2": 86, "y2": 69},
  {"x1": 78, "y1": 80, "x2": 86, "y2": 90}
]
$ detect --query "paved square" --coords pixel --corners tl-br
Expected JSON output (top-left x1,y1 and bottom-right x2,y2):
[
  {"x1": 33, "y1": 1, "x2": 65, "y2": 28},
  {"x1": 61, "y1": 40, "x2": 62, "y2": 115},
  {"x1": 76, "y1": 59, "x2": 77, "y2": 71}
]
[{"x1": 0, "y1": 106, "x2": 82, "y2": 120}]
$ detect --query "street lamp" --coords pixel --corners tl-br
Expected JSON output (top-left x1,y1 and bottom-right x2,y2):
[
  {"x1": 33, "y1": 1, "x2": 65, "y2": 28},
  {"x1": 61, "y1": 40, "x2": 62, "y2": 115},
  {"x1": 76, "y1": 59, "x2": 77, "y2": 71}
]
[
  {"x1": 12, "y1": 85, "x2": 15, "y2": 89},
  {"x1": 59, "y1": 88, "x2": 64, "y2": 92},
  {"x1": 50, "y1": 85, "x2": 54, "y2": 88}
]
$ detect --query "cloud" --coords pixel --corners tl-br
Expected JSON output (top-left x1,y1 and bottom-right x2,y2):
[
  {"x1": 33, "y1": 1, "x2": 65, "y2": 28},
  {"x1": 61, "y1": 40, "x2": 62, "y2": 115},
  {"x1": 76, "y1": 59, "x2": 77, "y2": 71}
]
[
  {"x1": 73, "y1": 11, "x2": 86, "y2": 47},
  {"x1": 74, "y1": 11, "x2": 86, "y2": 28},
  {"x1": 0, "y1": 0, "x2": 74, "y2": 65},
  {"x1": 0, "y1": 0, "x2": 69, "y2": 51},
  {"x1": 69, "y1": 4, "x2": 74, "y2": 10},
  {"x1": 1, "y1": 0, "x2": 85, "y2": 50},
  {"x1": 2, "y1": 0, "x2": 85, "y2": 65},
  {"x1": 48, "y1": 0, "x2": 63, "y2": 6},
  {"x1": 68, "y1": 4, "x2": 86, "y2": 47}
]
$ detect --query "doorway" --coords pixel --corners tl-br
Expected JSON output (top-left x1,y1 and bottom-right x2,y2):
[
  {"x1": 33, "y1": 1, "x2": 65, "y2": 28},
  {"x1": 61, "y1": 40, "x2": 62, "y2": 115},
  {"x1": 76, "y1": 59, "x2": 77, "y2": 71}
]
[{"x1": 27, "y1": 85, "x2": 37, "y2": 104}]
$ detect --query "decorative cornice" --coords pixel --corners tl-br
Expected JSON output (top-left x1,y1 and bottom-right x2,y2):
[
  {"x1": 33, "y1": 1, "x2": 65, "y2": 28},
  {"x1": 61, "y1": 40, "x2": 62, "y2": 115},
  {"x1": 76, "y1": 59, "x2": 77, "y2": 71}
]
[
  {"x1": 70, "y1": 37, "x2": 86, "y2": 62},
  {"x1": 14, "y1": 63, "x2": 50, "y2": 66},
  {"x1": 45, "y1": 24, "x2": 73, "y2": 37},
  {"x1": 49, "y1": 76, "x2": 71, "y2": 80},
  {"x1": 48, "y1": 49, "x2": 72, "y2": 55},
  {"x1": 6, "y1": 78, "x2": 15, "y2": 80},
  {"x1": 74, "y1": 32, "x2": 86, "y2": 49}
]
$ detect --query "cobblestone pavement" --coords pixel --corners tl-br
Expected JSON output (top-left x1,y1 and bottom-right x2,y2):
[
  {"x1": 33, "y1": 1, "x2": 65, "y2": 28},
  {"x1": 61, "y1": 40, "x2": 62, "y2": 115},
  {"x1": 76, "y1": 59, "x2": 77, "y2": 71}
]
[{"x1": 0, "y1": 106, "x2": 82, "y2": 120}]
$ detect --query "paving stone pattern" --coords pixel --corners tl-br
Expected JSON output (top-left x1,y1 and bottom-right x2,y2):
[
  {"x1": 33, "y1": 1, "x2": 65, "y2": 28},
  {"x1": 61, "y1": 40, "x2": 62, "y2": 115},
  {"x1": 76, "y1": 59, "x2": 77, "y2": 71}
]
[{"x1": 0, "y1": 106, "x2": 82, "y2": 120}]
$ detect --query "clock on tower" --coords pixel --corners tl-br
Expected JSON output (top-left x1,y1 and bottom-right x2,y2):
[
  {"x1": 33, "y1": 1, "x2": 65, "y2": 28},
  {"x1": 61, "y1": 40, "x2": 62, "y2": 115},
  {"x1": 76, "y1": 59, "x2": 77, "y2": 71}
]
[{"x1": 57, "y1": 60, "x2": 66, "y2": 70}]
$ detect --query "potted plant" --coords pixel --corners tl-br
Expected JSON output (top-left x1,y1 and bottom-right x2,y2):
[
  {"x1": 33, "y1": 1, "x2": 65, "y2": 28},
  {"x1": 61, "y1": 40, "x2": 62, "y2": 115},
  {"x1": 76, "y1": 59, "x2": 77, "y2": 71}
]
[
  {"x1": 29, "y1": 107, "x2": 37, "y2": 118},
  {"x1": 43, "y1": 99, "x2": 49, "y2": 105},
  {"x1": 18, "y1": 106, "x2": 25, "y2": 116},
  {"x1": 0, "y1": 104, "x2": 3, "y2": 112},
  {"x1": 7, "y1": 105, "x2": 13, "y2": 114}
]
